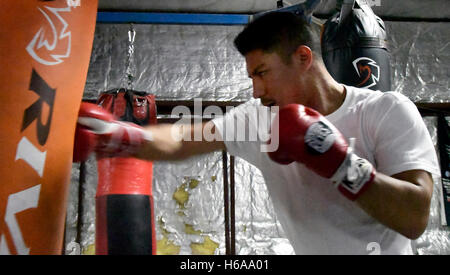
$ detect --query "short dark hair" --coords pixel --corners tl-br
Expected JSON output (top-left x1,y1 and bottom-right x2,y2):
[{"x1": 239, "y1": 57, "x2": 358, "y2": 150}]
[{"x1": 234, "y1": 12, "x2": 322, "y2": 64}]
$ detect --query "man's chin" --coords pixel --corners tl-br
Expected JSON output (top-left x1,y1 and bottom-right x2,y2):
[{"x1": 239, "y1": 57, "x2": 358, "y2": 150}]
[{"x1": 261, "y1": 101, "x2": 276, "y2": 107}]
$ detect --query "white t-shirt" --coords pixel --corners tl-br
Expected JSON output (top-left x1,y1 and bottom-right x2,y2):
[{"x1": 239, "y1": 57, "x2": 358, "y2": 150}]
[{"x1": 212, "y1": 85, "x2": 441, "y2": 255}]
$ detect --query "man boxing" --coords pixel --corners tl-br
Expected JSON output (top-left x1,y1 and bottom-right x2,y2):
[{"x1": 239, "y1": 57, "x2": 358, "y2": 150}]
[{"x1": 74, "y1": 12, "x2": 440, "y2": 254}]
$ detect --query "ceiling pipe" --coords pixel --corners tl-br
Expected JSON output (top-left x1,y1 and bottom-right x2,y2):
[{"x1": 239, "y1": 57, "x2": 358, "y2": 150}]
[
  {"x1": 97, "y1": 0, "x2": 323, "y2": 26},
  {"x1": 97, "y1": 11, "x2": 250, "y2": 25}
]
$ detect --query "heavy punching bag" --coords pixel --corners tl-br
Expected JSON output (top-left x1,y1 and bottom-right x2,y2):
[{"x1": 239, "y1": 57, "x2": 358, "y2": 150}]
[
  {"x1": 0, "y1": 1, "x2": 98, "y2": 254},
  {"x1": 322, "y1": 0, "x2": 391, "y2": 92},
  {"x1": 94, "y1": 89, "x2": 157, "y2": 255}
]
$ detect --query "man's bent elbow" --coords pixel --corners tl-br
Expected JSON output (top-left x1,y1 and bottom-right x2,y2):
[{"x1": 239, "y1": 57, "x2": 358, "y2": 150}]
[{"x1": 401, "y1": 215, "x2": 429, "y2": 240}]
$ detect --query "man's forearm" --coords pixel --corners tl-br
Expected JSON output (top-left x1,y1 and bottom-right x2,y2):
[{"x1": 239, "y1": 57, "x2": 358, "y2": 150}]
[
  {"x1": 355, "y1": 170, "x2": 433, "y2": 240},
  {"x1": 134, "y1": 122, "x2": 225, "y2": 161}
]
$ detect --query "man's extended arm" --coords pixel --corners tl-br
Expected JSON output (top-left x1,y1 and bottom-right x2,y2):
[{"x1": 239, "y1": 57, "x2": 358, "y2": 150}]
[
  {"x1": 135, "y1": 121, "x2": 226, "y2": 161},
  {"x1": 73, "y1": 102, "x2": 225, "y2": 162}
]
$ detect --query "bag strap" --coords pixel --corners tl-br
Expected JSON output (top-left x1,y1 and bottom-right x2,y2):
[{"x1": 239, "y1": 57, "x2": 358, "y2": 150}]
[{"x1": 338, "y1": 0, "x2": 357, "y2": 27}]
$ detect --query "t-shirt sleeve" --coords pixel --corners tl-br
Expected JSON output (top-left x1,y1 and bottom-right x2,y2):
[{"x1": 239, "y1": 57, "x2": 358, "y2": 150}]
[
  {"x1": 364, "y1": 92, "x2": 441, "y2": 177},
  {"x1": 211, "y1": 99, "x2": 270, "y2": 167}
]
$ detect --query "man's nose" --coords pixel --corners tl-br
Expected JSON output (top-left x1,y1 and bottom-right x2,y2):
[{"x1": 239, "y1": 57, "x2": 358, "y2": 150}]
[{"x1": 252, "y1": 79, "x2": 265, "y2": 99}]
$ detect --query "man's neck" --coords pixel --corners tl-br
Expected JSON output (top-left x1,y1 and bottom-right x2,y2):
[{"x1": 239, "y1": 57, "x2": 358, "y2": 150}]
[{"x1": 304, "y1": 66, "x2": 346, "y2": 116}]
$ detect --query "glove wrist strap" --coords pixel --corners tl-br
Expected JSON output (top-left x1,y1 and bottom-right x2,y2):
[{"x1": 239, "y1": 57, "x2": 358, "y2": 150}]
[{"x1": 331, "y1": 149, "x2": 376, "y2": 201}]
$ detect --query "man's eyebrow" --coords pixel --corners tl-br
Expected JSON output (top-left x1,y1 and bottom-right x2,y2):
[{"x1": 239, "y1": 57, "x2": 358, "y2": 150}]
[{"x1": 248, "y1": 63, "x2": 266, "y2": 78}]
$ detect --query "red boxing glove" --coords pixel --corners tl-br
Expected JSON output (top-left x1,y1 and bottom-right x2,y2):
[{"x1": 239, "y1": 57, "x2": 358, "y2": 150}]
[
  {"x1": 268, "y1": 104, "x2": 376, "y2": 200},
  {"x1": 73, "y1": 102, "x2": 153, "y2": 162}
]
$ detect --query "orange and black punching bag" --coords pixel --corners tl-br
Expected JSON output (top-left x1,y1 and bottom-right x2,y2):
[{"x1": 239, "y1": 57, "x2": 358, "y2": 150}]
[
  {"x1": 94, "y1": 89, "x2": 157, "y2": 255},
  {"x1": 0, "y1": 1, "x2": 97, "y2": 254}
]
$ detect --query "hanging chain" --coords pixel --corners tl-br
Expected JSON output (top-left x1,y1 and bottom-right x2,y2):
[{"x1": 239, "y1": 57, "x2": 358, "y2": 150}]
[{"x1": 124, "y1": 23, "x2": 136, "y2": 90}]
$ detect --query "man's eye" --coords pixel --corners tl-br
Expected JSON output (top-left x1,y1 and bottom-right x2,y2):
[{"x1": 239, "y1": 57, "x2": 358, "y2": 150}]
[
  {"x1": 258, "y1": 71, "x2": 268, "y2": 76},
  {"x1": 249, "y1": 70, "x2": 268, "y2": 79}
]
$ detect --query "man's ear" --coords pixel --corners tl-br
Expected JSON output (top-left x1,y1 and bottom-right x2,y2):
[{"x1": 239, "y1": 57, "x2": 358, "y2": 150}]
[{"x1": 293, "y1": 45, "x2": 313, "y2": 70}]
